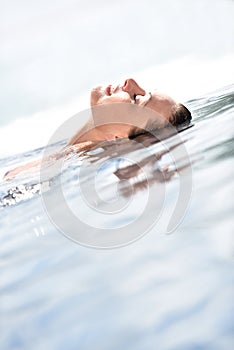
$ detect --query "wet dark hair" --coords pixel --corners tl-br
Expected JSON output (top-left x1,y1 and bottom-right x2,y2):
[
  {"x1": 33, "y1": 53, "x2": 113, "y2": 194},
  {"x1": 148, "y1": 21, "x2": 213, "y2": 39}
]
[
  {"x1": 171, "y1": 103, "x2": 192, "y2": 126},
  {"x1": 128, "y1": 103, "x2": 192, "y2": 139}
]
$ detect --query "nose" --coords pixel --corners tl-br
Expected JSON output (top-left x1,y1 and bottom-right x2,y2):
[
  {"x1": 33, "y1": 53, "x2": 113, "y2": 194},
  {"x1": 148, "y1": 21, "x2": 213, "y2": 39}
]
[{"x1": 122, "y1": 78, "x2": 146, "y2": 99}]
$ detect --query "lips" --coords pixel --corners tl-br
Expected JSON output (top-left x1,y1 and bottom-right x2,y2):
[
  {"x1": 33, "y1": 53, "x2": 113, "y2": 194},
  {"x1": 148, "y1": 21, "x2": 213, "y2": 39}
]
[{"x1": 105, "y1": 85, "x2": 112, "y2": 96}]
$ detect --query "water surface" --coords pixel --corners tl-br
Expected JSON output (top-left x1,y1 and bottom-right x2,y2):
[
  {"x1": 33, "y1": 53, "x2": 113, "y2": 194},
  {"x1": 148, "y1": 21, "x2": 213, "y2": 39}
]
[{"x1": 0, "y1": 84, "x2": 234, "y2": 349}]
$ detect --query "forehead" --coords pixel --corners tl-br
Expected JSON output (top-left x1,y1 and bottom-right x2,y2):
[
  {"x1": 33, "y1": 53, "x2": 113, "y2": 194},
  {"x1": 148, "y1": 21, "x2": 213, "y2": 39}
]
[
  {"x1": 149, "y1": 90, "x2": 177, "y2": 112},
  {"x1": 145, "y1": 89, "x2": 177, "y2": 120},
  {"x1": 151, "y1": 89, "x2": 176, "y2": 104}
]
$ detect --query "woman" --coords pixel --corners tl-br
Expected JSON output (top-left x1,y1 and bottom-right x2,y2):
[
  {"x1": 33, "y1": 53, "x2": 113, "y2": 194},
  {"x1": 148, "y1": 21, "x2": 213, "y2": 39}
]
[
  {"x1": 4, "y1": 78, "x2": 192, "y2": 180},
  {"x1": 68, "y1": 78, "x2": 192, "y2": 144}
]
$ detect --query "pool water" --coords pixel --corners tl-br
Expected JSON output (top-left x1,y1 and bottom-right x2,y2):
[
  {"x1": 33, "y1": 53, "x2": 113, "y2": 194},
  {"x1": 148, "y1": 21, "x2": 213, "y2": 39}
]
[{"x1": 0, "y1": 84, "x2": 234, "y2": 349}]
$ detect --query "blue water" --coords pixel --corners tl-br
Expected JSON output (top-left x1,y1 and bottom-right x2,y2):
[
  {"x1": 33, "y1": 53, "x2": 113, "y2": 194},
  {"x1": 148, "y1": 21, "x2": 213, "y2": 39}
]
[{"x1": 0, "y1": 84, "x2": 234, "y2": 349}]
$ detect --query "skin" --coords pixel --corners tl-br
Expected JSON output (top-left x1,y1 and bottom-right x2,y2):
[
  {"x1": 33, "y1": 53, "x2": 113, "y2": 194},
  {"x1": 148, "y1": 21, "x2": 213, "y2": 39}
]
[
  {"x1": 68, "y1": 78, "x2": 178, "y2": 145},
  {"x1": 4, "y1": 78, "x2": 178, "y2": 180},
  {"x1": 90, "y1": 78, "x2": 176, "y2": 116}
]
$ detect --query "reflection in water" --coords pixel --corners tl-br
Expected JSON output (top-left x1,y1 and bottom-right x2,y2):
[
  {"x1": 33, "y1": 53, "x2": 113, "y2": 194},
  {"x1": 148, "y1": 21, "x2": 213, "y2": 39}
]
[
  {"x1": 113, "y1": 139, "x2": 191, "y2": 198},
  {"x1": 0, "y1": 124, "x2": 194, "y2": 208}
]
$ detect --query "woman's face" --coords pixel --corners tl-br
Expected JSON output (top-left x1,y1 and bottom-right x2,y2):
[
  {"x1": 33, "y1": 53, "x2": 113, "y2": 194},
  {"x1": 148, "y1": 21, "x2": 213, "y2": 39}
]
[
  {"x1": 90, "y1": 78, "x2": 146, "y2": 105},
  {"x1": 90, "y1": 78, "x2": 177, "y2": 124}
]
